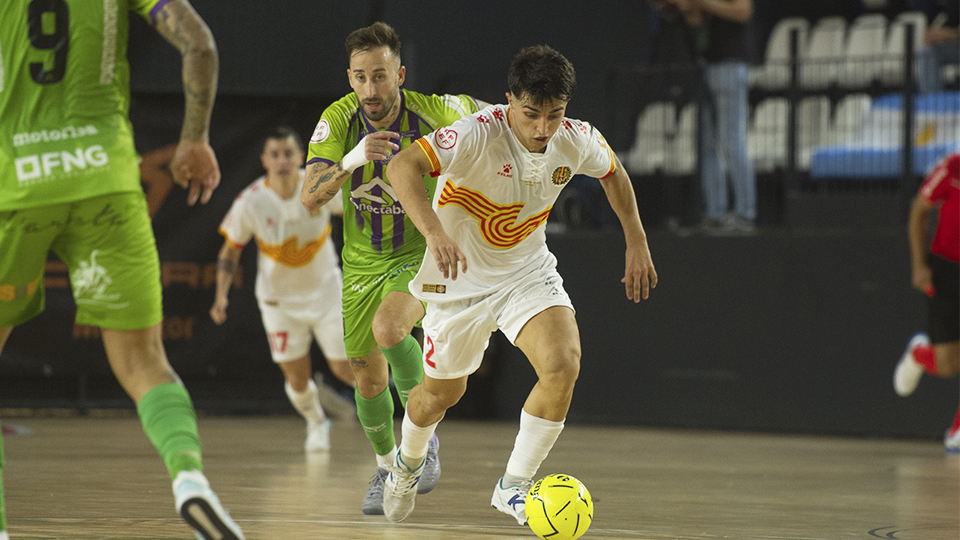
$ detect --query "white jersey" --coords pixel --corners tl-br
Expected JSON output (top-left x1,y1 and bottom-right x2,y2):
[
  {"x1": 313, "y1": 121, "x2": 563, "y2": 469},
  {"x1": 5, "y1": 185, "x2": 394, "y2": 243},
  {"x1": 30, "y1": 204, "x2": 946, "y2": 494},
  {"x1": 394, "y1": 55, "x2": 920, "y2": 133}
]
[
  {"x1": 411, "y1": 104, "x2": 616, "y2": 302},
  {"x1": 219, "y1": 170, "x2": 343, "y2": 306}
]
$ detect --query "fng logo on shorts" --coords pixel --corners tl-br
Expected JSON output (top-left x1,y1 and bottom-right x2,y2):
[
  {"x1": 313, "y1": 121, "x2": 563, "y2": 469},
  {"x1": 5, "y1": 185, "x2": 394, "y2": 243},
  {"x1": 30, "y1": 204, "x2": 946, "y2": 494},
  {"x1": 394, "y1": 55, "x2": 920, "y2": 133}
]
[{"x1": 15, "y1": 145, "x2": 109, "y2": 183}]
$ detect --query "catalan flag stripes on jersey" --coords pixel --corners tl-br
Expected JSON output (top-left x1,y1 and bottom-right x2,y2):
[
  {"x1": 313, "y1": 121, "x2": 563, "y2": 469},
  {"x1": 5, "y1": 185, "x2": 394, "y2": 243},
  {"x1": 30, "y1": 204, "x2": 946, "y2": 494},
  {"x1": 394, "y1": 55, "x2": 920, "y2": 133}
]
[
  {"x1": 409, "y1": 104, "x2": 617, "y2": 302},
  {"x1": 306, "y1": 90, "x2": 479, "y2": 273}
]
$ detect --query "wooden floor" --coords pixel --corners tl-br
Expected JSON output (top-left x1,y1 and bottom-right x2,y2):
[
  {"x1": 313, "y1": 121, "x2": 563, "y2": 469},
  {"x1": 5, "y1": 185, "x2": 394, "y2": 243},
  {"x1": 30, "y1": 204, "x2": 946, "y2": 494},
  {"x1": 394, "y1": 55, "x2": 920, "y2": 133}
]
[{"x1": 1, "y1": 412, "x2": 958, "y2": 540}]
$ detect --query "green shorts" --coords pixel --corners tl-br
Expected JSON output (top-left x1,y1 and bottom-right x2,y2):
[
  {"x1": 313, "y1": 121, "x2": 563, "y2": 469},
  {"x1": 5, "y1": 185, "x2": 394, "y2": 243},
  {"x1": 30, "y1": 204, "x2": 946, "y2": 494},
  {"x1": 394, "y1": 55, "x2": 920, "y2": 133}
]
[
  {"x1": 0, "y1": 192, "x2": 162, "y2": 330},
  {"x1": 342, "y1": 258, "x2": 425, "y2": 358}
]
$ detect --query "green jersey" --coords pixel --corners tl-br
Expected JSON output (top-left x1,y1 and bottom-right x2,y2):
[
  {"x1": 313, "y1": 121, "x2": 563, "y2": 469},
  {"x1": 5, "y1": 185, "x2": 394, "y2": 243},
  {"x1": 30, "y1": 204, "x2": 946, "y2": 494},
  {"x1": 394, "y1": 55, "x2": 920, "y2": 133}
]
[
  {"x1": 306, "y1": 89, "x2": 479, "y2": 272},
  {"x1": 0, "y1": 0, "x2": 160, "y2": 211}
]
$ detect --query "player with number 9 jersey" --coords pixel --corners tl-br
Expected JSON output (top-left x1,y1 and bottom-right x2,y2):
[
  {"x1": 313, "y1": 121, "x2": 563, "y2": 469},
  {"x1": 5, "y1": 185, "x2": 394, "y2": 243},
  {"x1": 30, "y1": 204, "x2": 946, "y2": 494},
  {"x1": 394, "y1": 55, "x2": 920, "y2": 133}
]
[{"x1": 0, "y1": 0, "x2": 162, "y2": 210}]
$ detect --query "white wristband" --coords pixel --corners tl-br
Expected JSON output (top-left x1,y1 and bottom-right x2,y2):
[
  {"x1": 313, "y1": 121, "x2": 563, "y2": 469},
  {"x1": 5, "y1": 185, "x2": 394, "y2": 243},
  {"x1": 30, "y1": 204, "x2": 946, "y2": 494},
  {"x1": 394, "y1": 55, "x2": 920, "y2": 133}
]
[{"x1": 341, "y1": 139, "x2": 370, "y2": 173}]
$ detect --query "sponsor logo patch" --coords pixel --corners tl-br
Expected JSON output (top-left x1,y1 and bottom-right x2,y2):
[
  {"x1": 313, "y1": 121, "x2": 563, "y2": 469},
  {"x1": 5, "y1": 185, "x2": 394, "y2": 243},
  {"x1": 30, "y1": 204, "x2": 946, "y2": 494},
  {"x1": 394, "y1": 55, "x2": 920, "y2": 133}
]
[{"x1": 422, "y1": 284, "x2": 446, "y2": 294}]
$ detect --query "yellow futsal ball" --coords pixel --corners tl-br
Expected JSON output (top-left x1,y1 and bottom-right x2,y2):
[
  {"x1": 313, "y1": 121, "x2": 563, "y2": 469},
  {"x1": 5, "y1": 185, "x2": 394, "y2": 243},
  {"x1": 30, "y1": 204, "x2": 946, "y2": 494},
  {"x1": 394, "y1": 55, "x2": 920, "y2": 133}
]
[{"x1": 525, "y1": 474, "x2": 594, "y2": 540}]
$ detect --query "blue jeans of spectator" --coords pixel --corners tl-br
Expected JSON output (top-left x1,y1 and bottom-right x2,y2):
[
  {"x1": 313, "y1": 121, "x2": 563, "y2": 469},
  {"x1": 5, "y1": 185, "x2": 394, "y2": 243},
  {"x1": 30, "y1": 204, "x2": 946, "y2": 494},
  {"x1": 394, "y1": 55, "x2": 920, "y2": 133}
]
[
  {"x1": 917, "y1": 43, "x2": 960, "y2": 93},
  {"x1": 701, "y1": 61, "x2": 756, "y2": 222}
]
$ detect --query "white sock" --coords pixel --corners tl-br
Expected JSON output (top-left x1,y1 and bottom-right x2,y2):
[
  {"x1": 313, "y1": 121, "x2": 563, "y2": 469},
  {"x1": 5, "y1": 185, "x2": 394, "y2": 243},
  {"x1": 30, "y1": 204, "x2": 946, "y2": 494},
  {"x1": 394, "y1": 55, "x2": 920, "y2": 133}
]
[
  {"x1": 503, "y1": 409, "x2": 564, "y2": 484},
  {"x1": 399, "y1": 411, "x2": 439, "y2": 471},
  {"x1": 376, "y1": 446, "x2": 398, "y2": 469},
  {"x1": 285, "y1": 380, "x2": 326, "y2": 424}
]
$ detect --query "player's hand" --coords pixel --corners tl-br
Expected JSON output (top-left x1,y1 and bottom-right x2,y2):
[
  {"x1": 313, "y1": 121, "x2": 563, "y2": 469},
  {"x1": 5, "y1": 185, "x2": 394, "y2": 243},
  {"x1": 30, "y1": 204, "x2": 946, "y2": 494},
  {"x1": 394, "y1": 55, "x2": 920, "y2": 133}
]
[
  {"x1": 209, "y1": 299, "x2": 228, "y2": 325},
  {"x1": 362, "y1": 131, "x2": 400, "y2": 162},
  {"x1": 172, "y1": 140, "x2": 221, "y2": 206},
  {"x1": 911, "y1": 264, "x2": 933, "y2": 294},
  {"x1": 426, "y1": 230, "x2": 468, "y2": 281},
  {"x1": 622, "y1": 244, "x2": 657, "y2": 303}
]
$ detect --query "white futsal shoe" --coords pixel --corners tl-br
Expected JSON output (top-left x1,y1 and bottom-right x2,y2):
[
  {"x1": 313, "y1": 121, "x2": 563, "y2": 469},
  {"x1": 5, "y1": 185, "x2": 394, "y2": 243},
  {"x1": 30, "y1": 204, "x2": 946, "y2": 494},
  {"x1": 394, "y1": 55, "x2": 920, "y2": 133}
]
[
  {"x1": 491, "y1": 477, "x2": 532, "y2": 525},
  {"x1": 383, "y1": 455, "x2": 424, "y2": 522},
  {"x1": 893, "y1": 332, "x2": 929, "y2": 397},
  {"x1": 946, "y1": 427, "x2": 960, "y2": 454},
  {"x1": 305, "y1": 418, "x2": 331, "y2": 452},
  {"x1": 173, "y1": 470, "x2": 245, "y2": 540}
]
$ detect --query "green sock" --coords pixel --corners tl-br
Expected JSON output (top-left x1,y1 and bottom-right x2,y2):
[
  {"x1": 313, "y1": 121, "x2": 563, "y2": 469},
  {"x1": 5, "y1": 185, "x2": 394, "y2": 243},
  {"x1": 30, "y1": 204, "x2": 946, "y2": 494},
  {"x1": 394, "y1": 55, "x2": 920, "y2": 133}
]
[
  {"x1": 380, "y1": 334, "x2": 423, "y2": 408},
  {"x1": 137, "y1": 383, "x2": 203, "y2": 480},
  {"x1": 355, "y1": 386, "x2": 395, "y2": 456},
  {"x1": 0, "y1": 427, "x2": 6, "y2": 533}
]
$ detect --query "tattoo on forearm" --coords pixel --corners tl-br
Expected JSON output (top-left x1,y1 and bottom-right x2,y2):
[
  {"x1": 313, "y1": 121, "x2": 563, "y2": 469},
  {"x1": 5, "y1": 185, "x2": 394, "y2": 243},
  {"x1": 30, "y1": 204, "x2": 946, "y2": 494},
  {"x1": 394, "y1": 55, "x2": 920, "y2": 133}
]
[
  {"x1": 307, "y1": 162, "x2": 348, "y2": 194},
  {"x1": 217, "y1": 259, "x2": 238, "y2": 275}
]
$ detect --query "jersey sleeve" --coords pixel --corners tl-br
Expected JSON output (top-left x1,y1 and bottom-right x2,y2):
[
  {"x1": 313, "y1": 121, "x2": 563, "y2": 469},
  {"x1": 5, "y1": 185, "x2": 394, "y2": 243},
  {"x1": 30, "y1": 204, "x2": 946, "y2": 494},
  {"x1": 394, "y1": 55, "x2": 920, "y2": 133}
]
[
  {"x1": 920, "y1": 152, "x2": 959, "y2": 204},
  {"x1": 306, "y1": 96, "x2": 356, "y2": 166},
  {"x1": 218, "y1": 193, "x2": 255, "y2": 249},
  {"x1": 128, "y1": 0, "x2": 170, "y2": 25},
  {"x1": 572, "y1": 122, "x2": 617, "y2": 180},
  {"x1": 415, "y1": 114, "x2": 484, "y2": 180}
]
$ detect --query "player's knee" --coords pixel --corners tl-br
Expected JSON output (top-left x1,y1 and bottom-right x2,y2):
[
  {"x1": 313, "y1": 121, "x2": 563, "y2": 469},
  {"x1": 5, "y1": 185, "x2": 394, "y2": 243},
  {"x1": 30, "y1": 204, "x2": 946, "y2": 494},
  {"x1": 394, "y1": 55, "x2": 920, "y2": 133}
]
[
  {"x1": 537, "y1": 348, "x2": 581, "y2": 391},
  {"x1": 371, "y1": 318, "x2": 406, "y2": 348},
  {"x1": 352, "y1": 365, "x2": 389, "y2": 399}
]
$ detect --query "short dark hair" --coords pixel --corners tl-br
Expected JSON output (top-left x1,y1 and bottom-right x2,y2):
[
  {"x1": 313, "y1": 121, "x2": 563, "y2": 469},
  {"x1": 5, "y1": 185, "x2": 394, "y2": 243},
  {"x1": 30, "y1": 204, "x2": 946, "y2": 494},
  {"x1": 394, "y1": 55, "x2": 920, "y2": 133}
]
[
  {"x1": 507, "y1": 45, "x2": 576, "y2": 105},
  {"x1": 345, "y1": 22, "x2": 401, "y2": 61},
  {"x1": 262, "y1": 126, "x2": 303, "y2": 152}
]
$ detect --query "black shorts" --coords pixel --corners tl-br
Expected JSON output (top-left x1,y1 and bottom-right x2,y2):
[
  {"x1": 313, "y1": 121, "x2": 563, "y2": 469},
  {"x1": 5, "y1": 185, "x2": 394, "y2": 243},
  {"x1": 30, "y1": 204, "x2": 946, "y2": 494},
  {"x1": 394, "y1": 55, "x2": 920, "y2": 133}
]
[{"x1": 927, "y1": 253, "x2": 959, "y2": 344}]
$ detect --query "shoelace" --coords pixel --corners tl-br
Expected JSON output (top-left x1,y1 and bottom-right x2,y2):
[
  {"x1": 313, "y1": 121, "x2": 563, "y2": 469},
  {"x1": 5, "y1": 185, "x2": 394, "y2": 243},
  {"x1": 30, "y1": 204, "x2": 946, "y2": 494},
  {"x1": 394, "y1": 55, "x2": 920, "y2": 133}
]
[
  {"x1": 367, "y1": 469, "x2": 386, "y2": 494},
  {"x1": 390, "y1": 460, "x2": 423, "y2": 496}
]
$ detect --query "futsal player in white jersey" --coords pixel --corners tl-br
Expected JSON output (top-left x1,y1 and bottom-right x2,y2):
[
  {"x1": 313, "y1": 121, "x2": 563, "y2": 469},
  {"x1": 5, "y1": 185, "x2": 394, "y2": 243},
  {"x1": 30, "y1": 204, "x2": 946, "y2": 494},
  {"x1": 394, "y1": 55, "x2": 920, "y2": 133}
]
[
  {"x1": 381, "y1": 45, "x2": 658, "y2": 524},
  {"x1": 211, "y1": 127, "x2": 354, "y2": 452}
]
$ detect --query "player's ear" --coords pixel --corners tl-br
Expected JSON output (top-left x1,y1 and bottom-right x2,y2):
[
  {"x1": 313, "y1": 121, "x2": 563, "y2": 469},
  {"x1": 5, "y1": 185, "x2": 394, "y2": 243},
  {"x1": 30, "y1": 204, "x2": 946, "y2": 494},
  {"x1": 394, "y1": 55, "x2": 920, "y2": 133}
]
[
  {"x1": 505, "y1": 92, "x2": 513, "y2": 106},
  {"x1": 397, "y1": 65, "x2": 406, "y2": 87}
]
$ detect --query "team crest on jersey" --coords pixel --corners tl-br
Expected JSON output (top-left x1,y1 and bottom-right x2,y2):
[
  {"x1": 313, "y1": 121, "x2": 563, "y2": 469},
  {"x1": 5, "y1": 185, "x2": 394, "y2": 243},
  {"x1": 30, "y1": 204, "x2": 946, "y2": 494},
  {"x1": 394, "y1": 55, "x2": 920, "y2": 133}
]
[
  {"x1": 551, "y1": 166, "x2": 572, "y2": 186},
  {"x1": 311, "y1": 120, "x2": 330, "y2": 143},
  {"x1": 436, "y1": 128, "x2": 458, "y2": 150}
]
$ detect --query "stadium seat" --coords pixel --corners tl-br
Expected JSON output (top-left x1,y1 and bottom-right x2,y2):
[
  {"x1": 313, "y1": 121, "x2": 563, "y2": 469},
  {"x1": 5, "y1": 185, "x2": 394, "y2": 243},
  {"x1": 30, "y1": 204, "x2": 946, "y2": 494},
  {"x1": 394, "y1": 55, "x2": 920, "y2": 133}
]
[
  {"x1": 748, "y1": 98, "x2": 788, "y2": 173},
  {"x1": 797, "y1": 96, "x2": 832, "y2": 170},
  {"x1": 665, "y1": 102, "x2": 698, "y2": 176},
  {"x1": 839, "y1": 14, "x2": 888, "y2": 89},
  {"x1": 826, "y1": 93, "x2": 872, "y2": 146},
  {"x1": 881, "y1": 11, "x2": 927, "y2": 87},
  {"x1": 620, "y1": 101, "x2": 676, "y2": 175},
  {"x1": 800, "y1": 17, "x2": 847, "y2": 90},
  {"x1": 751, "y1": 17, "x2": 809, "y2": 90}
]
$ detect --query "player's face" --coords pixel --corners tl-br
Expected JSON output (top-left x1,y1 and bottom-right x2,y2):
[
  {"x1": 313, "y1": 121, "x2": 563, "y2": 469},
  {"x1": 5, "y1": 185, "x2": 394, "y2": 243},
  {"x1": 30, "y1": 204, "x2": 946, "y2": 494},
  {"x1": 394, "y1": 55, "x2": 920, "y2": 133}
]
[
  {"x1": 506, "y1": 93, "x2": 567, "y2": 153},
  {"x1": 348, "y1": 46, "x2": 405, "y2": 127},
  {"x1": 260, "y1": 136, "x2": 304, "y2": 179}
]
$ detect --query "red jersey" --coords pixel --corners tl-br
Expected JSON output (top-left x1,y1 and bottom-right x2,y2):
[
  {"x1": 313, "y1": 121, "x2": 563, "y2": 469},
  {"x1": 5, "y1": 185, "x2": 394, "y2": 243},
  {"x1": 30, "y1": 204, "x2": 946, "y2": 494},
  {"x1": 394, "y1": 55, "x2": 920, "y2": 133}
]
[{"x1": 919, "y1": 152, "x2": 960, "y2": 263}]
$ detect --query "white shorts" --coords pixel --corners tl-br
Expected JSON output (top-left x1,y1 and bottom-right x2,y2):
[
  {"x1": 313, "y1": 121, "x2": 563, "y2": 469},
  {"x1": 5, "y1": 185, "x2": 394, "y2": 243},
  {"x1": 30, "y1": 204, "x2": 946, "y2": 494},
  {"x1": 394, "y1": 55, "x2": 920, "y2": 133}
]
[
  {"x1": 421, "y1": 267, "x2": 574, "y2": 379},
  {"x1": 258, "y1": 297, "x2": 347, "y2": 363}
]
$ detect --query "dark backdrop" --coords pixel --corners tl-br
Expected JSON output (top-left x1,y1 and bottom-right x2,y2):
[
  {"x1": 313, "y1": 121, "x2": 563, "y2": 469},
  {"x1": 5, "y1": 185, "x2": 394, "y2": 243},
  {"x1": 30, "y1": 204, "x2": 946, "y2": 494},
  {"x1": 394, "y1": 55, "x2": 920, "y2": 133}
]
[{"x1": 2, "y1": 0, "x2": 954, "y2": 441}]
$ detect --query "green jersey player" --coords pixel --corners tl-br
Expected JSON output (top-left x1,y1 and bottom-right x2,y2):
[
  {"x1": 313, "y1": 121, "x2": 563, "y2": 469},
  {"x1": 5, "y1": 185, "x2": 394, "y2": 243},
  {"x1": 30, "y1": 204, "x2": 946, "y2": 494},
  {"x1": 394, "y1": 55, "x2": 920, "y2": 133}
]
[
  {"x1": 300, "y1": 21, "x2": 485, "y2": 515},
  {"x1": 0, "y1": 0, "x2": 243, "y2": 538}
]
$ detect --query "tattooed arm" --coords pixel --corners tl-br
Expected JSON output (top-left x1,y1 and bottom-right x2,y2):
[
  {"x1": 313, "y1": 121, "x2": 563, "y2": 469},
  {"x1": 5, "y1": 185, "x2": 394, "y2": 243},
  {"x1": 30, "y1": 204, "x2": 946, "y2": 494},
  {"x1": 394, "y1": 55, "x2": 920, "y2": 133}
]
[
  {"x1": 210, "y1": 241, "x2": 242, "y2": 325},
  {"x1": 153, "y1": 0, "x2": 221, "y2": 206},
  {"x1": 301, "y1": 160, "x2": 352, "y2": 213},
  {"x1": 300, "y1": 130, "x2": 400, "y2": 212}
]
